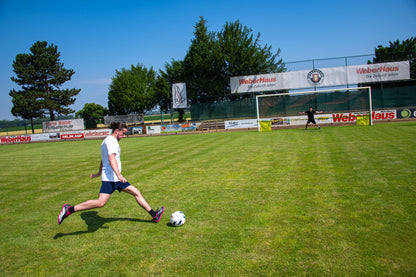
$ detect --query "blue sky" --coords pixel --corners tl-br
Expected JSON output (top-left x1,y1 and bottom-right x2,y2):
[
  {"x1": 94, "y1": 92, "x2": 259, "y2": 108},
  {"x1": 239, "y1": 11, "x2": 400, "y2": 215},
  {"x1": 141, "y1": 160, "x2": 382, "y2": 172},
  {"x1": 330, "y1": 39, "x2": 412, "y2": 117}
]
[{"x1": 1, "y1": 0, "x2": 415, "y2": 120}]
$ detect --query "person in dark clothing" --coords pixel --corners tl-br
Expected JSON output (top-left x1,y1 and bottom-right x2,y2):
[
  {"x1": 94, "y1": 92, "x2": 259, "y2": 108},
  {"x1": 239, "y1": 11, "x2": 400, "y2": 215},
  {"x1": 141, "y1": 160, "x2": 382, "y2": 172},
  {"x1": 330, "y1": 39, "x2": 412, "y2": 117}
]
[{"x1": 300, "y1": 107, "x2": 322, "y2": 130}]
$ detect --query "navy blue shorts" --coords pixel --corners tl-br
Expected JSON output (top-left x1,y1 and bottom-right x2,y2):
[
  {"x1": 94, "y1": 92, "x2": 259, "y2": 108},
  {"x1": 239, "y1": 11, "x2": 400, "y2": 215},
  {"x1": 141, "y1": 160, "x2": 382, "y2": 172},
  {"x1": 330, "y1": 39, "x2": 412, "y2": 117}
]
[{"x1": 100, "y1": 181, "x2": 131, "y2": 194}]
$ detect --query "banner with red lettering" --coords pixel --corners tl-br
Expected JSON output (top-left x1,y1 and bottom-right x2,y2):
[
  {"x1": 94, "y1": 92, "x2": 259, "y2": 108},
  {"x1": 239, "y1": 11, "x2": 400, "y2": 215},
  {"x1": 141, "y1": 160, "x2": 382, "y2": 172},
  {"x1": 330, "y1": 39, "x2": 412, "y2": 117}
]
[
  {"x1": 0, "y1": 129, "x2": 111, "y2": 144},
  {"x1": 259, "y1": 110, "x2": 397, "y2": 127},
  {"x1": 60, "y1": 132, "x2": 84, "y2": 140},
  {"x1": 231, "y1": 61, "x2": 410, "y2": 93},
  {"x1": 42, "y1": 119, "x2": 84, "y2": 133}
]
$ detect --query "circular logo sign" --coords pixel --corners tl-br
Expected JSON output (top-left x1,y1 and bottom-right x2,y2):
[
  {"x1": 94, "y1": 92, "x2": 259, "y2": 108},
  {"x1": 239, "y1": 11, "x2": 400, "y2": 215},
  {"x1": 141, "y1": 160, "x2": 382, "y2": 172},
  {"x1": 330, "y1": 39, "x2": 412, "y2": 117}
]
[
  {"x1": 401, "y1": 109, "x2": 411, "y2": 118},
  {"x1": 307, "y1": 69, "x2": 325, "y2": 86}
]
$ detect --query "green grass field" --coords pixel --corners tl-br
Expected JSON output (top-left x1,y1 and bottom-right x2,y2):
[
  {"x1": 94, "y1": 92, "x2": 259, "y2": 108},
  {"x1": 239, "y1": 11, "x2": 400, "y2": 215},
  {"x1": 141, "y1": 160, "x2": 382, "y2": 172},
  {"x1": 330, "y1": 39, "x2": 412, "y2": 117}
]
[{"x1": 1, "y1": 122, "x2": 415, "y2": 276}]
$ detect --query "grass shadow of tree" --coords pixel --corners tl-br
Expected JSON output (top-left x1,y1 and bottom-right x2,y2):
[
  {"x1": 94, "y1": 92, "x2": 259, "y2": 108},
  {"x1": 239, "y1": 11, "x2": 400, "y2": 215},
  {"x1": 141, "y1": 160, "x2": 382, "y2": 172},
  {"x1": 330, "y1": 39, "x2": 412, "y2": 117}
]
[{"x1": 54, "y1": 211, "x2": 152, "y2": 239}]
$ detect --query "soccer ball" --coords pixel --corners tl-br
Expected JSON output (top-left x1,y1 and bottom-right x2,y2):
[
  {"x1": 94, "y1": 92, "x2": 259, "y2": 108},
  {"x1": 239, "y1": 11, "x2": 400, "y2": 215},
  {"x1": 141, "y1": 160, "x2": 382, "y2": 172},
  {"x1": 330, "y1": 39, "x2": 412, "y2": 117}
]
[{"x1": 170, "y1": 211, "x2": 186, "y2": 227}]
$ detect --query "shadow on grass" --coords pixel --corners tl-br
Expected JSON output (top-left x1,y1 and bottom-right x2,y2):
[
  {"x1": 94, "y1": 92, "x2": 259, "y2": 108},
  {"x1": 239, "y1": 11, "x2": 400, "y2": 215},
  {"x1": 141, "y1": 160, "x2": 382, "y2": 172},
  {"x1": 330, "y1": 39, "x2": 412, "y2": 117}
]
[{"x1": 54, "y1": 211, "x2": 152, "y2": 239}]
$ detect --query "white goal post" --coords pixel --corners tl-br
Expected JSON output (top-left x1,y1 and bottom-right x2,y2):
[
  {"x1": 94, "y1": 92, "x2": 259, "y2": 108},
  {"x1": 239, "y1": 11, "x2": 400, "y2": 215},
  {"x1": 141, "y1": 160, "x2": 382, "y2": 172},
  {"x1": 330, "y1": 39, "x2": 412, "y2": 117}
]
[{"x1": 256, "y1": 86, "x2": 373, "y2": 131}]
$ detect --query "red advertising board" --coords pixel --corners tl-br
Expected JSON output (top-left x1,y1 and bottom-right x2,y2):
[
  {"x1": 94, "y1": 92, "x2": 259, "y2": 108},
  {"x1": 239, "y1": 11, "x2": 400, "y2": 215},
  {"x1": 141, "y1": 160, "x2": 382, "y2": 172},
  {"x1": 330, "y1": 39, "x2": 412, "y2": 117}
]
[{"x1": 60, "y1": 133, "x2": 84, "y2": 140}]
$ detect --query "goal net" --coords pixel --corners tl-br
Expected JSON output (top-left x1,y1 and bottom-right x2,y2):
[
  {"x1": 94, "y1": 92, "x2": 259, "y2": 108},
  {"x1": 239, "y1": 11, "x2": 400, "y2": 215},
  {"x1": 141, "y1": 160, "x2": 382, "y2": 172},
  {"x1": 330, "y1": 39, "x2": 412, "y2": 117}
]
[{"x1": 256, "y1": 86, "x2": 373, "y2": 131}]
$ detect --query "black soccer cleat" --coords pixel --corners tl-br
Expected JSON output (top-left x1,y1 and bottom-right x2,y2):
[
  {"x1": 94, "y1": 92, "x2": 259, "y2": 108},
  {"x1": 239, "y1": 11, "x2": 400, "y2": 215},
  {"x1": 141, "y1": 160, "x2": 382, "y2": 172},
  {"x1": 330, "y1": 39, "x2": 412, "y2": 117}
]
[{"x1": 153, "y1": 207, "x2": 165, "y2": 223}]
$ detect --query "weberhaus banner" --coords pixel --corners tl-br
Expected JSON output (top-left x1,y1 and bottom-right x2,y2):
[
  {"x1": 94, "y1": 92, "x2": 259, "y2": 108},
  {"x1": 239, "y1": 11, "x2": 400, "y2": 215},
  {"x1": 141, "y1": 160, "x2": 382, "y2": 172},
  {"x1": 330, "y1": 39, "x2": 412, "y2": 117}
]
[{"x1": 230, "y1": 61, "x2": 410, "y2": 93}]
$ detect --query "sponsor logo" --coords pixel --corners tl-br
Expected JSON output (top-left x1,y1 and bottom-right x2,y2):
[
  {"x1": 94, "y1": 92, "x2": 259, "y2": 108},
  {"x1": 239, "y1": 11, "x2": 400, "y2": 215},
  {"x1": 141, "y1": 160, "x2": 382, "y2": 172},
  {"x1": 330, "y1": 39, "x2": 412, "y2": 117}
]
[
  {"x1": 397, "y1": 108, "x2": 416, "y2": 119},
  {"x1": 401, "y1": 109, "x2": 411, "y2": 118},
  {"x1": 332, "y1": 111, "x2": 395, "y2": 122},
  {"x1": 271, "y1": 118, "x2": 290, "y2": 126},
  {"x1": 238, "y1": 77, "x2": 277, "y2": 85},
  {"x1": 307, "y1": 69, "x2": 324, "y2": 86},
  {"x1": 225, "y1": 119, "x2": 258, "y2": 129},
  {"x1": 355, "y1": 66, "x2": 399, "y2": 74},
  {"x1": 61, "y1": 133, "x2": 84, "y2": 140},
  {"x1": 317, "y1": 116, "x2": 330, "y2": 122},
  {"x1": 84, "y1": 130, "x2": 111, "y2": 137},
  {"x1": 0, "y1": 135, "x2": 31, "y2": 143}
]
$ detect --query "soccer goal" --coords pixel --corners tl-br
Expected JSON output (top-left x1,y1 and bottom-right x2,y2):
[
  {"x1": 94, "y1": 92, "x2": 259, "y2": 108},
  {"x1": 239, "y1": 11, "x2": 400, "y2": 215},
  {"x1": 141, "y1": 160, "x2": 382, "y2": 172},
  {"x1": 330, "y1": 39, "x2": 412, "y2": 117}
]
[{"x1": 256, "y1": 86, "x2": 373, "y2": 131}]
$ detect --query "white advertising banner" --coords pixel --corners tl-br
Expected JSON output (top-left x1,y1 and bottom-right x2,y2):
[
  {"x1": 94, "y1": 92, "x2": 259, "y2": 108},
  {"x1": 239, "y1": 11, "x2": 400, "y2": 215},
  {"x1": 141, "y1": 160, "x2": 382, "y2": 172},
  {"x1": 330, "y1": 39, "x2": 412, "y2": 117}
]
[
  {"x1": 231, "y1": 61, "x2": 410, "y2": 93},
  {"x1": 42, "y1": 119, "x2": 85, "y2": 133},
  {"x1": 346, "y1": 61, "x2": 410, "y2": 83},
  {"x1": 172, "y1": 83, "x2": 187, "y2": 109},
  {"x1": 30, "y1": 133, "x2": 60, "y2": 141},
  {"x1": 146, "y1": 125, "x2": 161, "y2": 135},
  {"x1": 83, "y1": 129, "x2": 112, "y2": 139},
  {"x1": 224, "y1": 119, "x2": 258, "y2": 129}
]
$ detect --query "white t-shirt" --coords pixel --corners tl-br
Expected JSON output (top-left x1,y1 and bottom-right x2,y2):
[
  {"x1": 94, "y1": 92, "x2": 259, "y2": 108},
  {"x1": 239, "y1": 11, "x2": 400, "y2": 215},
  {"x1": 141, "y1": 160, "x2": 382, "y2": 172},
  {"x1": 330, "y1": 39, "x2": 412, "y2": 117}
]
[{"x1": 101, "y1": 135, "x2": 122, "y2": 182}]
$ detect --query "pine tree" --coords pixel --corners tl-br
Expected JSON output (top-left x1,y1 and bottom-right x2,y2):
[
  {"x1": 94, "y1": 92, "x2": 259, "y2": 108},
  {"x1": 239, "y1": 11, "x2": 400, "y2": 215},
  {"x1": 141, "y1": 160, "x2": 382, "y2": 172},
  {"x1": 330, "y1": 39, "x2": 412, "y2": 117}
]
[
  {"x1": 9, "y1": 89, "x2": 43, "y2": 134},
  {"x1": 10, "y1": 41, "x2": 80, "y2": 128},
  {"x1": 183, "y1": 16, "x2": 223, "y2": 103},
  {"x1": 217, "y1": 20, "x2": 285, "y2": 100}
]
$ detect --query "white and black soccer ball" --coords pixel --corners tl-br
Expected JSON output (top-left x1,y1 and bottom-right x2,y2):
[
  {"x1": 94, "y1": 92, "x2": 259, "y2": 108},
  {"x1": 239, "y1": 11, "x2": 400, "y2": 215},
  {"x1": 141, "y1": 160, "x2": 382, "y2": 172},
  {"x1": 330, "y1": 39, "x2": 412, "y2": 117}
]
[{"x1": 170, "y1": 211, "x2": 186, "y2": 227}]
